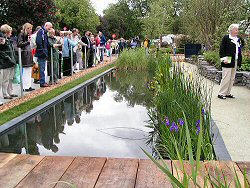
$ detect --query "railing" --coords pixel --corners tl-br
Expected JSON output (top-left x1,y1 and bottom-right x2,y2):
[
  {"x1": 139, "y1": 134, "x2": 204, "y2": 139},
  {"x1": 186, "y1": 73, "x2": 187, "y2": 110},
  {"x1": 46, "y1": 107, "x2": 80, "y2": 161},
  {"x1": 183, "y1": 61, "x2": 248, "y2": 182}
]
[{"x1": 0, "y1": 45, "x2": 117, "y2": 103}]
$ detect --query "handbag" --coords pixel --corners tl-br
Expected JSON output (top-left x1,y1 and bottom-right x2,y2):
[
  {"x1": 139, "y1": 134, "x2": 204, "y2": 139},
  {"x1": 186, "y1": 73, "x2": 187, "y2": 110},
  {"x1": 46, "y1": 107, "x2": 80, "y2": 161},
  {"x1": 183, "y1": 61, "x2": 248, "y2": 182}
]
[{"x1": 12, "y1": 64, "x2": 21, "y2": 84}]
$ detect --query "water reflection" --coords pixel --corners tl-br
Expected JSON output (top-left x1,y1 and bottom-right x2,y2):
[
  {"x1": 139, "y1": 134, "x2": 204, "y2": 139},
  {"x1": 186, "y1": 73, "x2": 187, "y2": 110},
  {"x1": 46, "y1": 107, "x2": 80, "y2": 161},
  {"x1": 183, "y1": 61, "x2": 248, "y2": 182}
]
[{"x1": 0, "y1": 71, "x2": 153, "y2": 158}]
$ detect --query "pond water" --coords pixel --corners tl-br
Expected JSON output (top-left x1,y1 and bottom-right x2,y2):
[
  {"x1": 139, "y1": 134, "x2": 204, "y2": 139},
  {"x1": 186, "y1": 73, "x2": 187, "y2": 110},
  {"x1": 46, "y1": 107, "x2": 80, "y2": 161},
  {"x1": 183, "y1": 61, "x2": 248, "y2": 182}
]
[{"x1": 0, "y1": 71, "x2": 154, "y2": 158}]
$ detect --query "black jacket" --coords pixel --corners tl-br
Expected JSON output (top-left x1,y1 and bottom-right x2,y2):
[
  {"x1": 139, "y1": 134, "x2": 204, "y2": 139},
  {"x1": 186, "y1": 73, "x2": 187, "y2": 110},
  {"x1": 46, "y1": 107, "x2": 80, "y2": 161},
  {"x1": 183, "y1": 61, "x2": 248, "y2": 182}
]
[
  {"x1": 0, "y1": 38, "x2": 17, "y2": 69},
  {"x1": 219, "y1": 35, "x2": 244, "y2": 68},
  {"x1": 17, "y1": 32, "x2": 33, "y2": 67},
  {"x1": 81, "y1": 36, "x2": 90, "y2": 50}
]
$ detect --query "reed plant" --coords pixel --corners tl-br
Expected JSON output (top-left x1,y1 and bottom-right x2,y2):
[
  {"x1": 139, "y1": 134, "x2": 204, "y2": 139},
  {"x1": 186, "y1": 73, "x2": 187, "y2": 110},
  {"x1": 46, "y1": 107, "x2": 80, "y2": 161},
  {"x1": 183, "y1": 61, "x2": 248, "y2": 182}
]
[
  {"x1": 147, "y1": 55, "x2": 215, "y2": 160},
  {"x1": 143, "y1": 110, "x2": 249, "y2": 187},
  {"x1": 116, "y1": 48, "x2": 156, "y2": 71}
]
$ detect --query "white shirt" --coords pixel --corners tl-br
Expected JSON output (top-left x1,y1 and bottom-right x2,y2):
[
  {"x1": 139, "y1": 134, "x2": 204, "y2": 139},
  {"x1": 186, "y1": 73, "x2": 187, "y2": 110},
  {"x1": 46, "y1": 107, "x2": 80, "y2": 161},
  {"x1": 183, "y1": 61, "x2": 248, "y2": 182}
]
[{"x1": 229, "y1": 34, "x2": 240, "y2": 60}]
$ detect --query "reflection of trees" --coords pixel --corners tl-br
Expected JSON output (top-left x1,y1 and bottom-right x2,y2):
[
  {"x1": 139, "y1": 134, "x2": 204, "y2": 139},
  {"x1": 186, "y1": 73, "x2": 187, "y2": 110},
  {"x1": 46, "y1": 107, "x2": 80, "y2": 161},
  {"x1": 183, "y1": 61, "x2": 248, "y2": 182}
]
[{"x1": 106, "y1": 71, "x2": 154, "y2": 108}]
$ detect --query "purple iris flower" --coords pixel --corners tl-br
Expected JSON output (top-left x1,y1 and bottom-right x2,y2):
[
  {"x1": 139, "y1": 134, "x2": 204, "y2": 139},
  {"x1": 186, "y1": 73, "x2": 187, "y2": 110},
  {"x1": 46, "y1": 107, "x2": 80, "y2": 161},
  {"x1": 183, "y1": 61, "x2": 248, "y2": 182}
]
[
  {"x1": 170, "y1": 122, "x2": 178, "y2": 133},
  {"x1": 196, "y1": 125, "x2": 200, "y2": 135},
  {"x1": 178, "y1": 118, "x2": 184, "y2": 126},
  {"x1": 165, "y1": 116, "x2": 170, "y2": 126},
  {"x1": 202, "y1": 109, "x2": 205, "y2": 115},
  {"x1": 196, "y1": 119, "x2": 200, "y2": 127}
]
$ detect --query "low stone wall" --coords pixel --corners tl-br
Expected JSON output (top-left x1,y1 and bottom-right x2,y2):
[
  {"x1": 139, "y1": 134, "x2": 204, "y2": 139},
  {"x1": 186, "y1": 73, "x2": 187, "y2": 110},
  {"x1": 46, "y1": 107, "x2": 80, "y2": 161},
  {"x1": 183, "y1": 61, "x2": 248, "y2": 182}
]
[{"x1": 186, "y1": 56, "x2": 250, "y2": 89}]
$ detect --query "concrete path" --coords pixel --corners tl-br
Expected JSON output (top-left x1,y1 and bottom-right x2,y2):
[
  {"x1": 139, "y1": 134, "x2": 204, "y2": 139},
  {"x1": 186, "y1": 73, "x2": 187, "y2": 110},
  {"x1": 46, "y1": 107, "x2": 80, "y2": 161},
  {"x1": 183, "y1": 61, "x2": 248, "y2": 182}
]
[
  {"x1": 211, "y1": 82, "x2": 250, "y2": 161},
  {"x1": 183, "y1": 62, "x2": 250, "y2": 161}
]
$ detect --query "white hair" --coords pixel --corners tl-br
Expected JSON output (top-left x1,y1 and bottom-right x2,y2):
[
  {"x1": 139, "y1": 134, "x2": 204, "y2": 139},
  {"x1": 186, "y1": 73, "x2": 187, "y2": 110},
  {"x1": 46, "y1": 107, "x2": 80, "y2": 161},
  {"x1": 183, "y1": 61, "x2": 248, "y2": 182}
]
[{"x1": 228, "y1": 24, "x2": 239, "y2": 33}]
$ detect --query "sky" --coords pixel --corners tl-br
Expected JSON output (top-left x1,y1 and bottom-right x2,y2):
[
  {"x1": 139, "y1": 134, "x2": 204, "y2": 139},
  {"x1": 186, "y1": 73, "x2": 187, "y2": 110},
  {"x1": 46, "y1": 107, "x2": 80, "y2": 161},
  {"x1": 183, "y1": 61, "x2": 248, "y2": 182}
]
[{"x1": 90, "y1": 0, "x2": 118, "y2": 16}]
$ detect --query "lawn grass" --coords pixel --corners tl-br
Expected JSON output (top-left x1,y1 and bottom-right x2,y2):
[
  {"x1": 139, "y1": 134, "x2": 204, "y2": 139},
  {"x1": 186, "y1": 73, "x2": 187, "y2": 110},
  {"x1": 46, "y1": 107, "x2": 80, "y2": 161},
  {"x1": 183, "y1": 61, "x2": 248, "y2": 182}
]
[{"x1": 0, "y1": 63, "x2": 115, "y2": 126}]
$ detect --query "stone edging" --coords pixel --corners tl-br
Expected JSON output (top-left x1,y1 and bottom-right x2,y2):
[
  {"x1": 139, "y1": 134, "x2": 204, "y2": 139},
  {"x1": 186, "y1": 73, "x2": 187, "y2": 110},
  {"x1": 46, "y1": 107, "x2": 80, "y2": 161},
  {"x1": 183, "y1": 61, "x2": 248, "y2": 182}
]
[{"x1": 186, "y1": 57, "x2": 250, "y2": 89}]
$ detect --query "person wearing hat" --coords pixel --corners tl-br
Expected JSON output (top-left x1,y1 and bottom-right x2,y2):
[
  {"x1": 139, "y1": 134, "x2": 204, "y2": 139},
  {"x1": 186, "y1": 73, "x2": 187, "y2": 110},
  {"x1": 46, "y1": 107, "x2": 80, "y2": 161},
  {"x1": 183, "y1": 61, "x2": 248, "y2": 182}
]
[{"x1": 0, "y1": 25, "x2": 18, "y2": 100}]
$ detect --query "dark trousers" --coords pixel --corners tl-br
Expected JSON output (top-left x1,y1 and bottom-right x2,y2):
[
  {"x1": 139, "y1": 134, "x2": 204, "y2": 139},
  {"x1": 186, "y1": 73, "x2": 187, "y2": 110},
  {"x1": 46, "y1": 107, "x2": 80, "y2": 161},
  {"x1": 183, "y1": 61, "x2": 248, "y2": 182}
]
[
  {"x1": 63, "y1": 57, "x2": 71, "y2": 76},
  {"x1": 59, "y1": 53, "x2": 62, "y2": 79},
  {"x1": 88, "y1": 49, "x2": 94, "y2": 67}
]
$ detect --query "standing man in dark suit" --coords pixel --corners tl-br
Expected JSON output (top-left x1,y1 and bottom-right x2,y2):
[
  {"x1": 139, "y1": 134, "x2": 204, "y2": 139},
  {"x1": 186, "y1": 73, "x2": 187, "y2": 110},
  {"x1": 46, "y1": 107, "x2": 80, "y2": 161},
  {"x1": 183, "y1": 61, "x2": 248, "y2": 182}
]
[
  {"x1": 81, "y1": 31, "x2": 91, "y2": 68},
  {"x1": 35, "y1": 22, "x2": 53, "y2": 87}
]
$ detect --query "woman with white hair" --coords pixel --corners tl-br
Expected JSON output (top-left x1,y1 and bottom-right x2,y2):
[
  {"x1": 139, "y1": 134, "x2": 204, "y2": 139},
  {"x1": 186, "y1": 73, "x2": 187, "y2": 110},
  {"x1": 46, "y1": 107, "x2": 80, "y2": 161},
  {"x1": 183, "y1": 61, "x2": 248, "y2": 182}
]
[
  {"x1": 0, "y1": 24, "x2": 18, "y2": 100},
  {"x1": 17, "y1": 23, "x2": 35, "y2": 92},
  {"x1": 218, "y1": 24, "x2": 244, "y2": 99}
]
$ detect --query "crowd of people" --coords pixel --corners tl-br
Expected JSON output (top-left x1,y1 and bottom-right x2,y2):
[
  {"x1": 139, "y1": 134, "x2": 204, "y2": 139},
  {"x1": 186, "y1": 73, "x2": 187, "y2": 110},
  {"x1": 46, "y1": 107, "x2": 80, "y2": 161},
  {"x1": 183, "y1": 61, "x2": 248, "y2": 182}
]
[{"x1": 0, "y1": 21, "x2": 144, "y2": 106}]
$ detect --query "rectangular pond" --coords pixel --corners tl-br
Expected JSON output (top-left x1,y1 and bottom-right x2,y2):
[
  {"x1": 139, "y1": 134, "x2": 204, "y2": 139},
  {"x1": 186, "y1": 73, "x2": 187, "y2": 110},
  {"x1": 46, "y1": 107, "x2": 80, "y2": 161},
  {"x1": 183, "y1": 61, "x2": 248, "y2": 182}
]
[{"x1": 0, "y1": 70, "x2": 154, "y2": 158}]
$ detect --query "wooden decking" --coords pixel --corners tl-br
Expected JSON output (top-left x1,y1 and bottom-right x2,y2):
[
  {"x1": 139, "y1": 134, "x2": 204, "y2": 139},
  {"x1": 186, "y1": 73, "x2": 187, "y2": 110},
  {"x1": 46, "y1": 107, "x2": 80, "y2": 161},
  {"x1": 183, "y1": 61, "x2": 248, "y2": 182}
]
[{"x1": 0, "y1": 153, "x2": 249, "y2": 188}]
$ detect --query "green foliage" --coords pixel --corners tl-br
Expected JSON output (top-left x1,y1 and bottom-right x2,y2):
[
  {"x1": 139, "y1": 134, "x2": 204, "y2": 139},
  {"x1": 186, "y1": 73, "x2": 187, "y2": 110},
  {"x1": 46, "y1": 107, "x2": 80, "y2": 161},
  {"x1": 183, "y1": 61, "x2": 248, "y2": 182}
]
[
  {"x1": 143, "y1": 0, "x2": 173, "y2": 39},
  {"x1": 204, "y1": 51, "x2": 221, "y2": 69},
  {"x1": 165, "y1": 48, "x2": 172, "y2": 53},
  {"x1": 176, "y1": 48, "x2": 184, "y2": 54},
  {"x1": 1, "y1": 0, "x2": 59, "y2": 29},
  {"x1": 143, "y1": 114, "x2": 249, "y2": 188},
  {"x1": 147, "y1": 56, "x2": 215, "y2": 160},
  {"x1": 99, "y1": 0, "x2": 142, "y2": 39},
  {"x1": 55, "y1": 0, "x2": 100, "y2": 32},
  {"x1": 240, "y1": 56, "x2": 250, "y2": 71},
  {"x1": 116, "y1": 48, "x2": 156, "y2": 71},
  {"x1": 0, "y1": 64, "x2": 115, "y2": 126},
  {"x1": 180, "y1": 0, "x2": 248, "y2": 50}
]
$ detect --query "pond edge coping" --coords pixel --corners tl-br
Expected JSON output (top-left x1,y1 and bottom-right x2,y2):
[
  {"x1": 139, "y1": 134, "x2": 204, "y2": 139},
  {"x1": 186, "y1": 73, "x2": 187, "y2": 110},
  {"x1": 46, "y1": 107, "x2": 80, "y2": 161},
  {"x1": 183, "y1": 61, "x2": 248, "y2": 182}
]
[{"x1": 0, "y1": 68, "x2": 114, "y2": 135}]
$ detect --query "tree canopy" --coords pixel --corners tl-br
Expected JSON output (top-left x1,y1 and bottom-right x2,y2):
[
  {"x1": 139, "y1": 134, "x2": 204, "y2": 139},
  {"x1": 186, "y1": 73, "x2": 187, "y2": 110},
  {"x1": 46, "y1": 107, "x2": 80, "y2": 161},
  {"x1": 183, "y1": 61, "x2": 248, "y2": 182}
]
[
  {"x1": 55, "y1": 0, "x2": 100, "y2": 33},
  {"x1": 0, "y1": 0, "x2": 59, "y2": 30},
  {"x1": 98, "y1": 0, "x2": 142, "y2": 39}
]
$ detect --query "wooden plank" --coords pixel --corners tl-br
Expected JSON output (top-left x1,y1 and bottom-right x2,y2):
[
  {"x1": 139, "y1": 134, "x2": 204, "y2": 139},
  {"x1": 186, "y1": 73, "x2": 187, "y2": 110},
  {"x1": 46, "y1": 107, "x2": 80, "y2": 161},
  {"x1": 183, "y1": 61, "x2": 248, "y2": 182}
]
[
  {"x1": 0, "y1": 154, "x2": 44, "y2": 188},
  {"x1": 16, "y1": 156, "x2": 75, "y2": 188},
  {"x1": 0, "y1": 153, "x2": 17, "y2": 168},
  {"x1": 172, "y1": 160, "x2": 212, "y2": 187},
  {"x1": 204, "y1": 161, "x2": 245, "y2": 187},
  {"x1": 236, "y1": 162, "x2": 250, "y2": 184},
  {"x1": 219, "y1": 161, "x2": 245, "y2": 186},
  {"x1": 95, "y1": 158, "x2": 139, "y2": 188},
  {"x1": 135, "y1": 159, "x2": 172, "y2": 188},
  {"x1": 55, "y1": 157, "x2": 106, "y2": 188},
  {"x1": 204, "y1": 160, "x2": 224, "y2": 186}
]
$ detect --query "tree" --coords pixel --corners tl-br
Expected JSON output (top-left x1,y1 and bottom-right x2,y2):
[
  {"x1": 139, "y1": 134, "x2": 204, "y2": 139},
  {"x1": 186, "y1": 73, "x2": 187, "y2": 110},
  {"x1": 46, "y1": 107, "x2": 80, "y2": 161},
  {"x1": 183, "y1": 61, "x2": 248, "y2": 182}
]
[
  {"x1": 181, "y1": 0, "x2": 248, "y2": 50},
  {"x1": 99, "y1": 0, "x2": 143, "y2": 39},
  {"x1": 1, "y1": 0, "x2": 59, "y2": 30},
  {"x1": 126, "y1": 0, "x2": 152, "y2": 17},
  {"x1": 55, "y1": 0, "x2": 100, "y2": 33},
  {"x1": 143, "y1": 0, "x2": 173, "y2": 38}
]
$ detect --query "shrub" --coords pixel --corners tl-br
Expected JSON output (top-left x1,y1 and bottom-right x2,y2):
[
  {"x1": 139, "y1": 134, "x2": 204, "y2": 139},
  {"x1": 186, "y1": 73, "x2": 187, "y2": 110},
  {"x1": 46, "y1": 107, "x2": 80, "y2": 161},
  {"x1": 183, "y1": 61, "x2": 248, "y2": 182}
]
[
  {"x1": 166, "y1": 47, "x2": 172, "y2": 53},
  {"x1": 176, "y1": 48, "x2": 184, "y2": 54},
  {"x1": 240, "y1": 56, "x2": 250, "y2": 71},
  {"x1": 203, "y1": 51, "x2": 220, "y2": 69}
]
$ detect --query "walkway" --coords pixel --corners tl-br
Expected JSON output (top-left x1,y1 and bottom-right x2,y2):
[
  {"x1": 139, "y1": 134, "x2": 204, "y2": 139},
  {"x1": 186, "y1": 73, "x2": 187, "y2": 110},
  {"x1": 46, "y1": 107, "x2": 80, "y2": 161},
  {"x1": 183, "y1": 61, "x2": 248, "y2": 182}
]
[
  {"x1": 183, "y1": 62, "x2": 250, "y2": 161},
  {"x1": 0, "y1": 153, "x2": 249, "y2": 188},
  {"x1": 0, "y1": 56, "x2": 116, "y2": 113}
]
